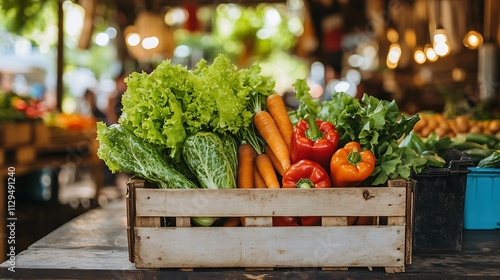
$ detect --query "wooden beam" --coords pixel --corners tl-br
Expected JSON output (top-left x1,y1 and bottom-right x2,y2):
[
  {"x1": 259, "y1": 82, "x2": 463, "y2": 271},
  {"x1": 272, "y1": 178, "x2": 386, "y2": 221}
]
[{"x1": 57, "y1": 0, "x2": 64, "y2": 112}]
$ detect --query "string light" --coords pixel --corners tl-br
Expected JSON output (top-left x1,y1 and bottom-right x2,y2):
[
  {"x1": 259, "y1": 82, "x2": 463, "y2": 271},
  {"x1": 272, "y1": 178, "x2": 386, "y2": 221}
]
[
  {"x1": 414, "y1": 47, "x2": 426, "y2": 64},
  {"x1": 424, "y1": 44, "x2": 438, "y2": 62},
  {"x1": 463, "y1": 30, "x2": 483, "y2": 49}
]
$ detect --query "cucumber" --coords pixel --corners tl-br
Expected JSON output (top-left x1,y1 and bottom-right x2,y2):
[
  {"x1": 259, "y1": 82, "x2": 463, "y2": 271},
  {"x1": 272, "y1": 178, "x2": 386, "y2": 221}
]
[
  {"x1": 463, "y1": 148, "x2": 494, "y2": 164},
  {"x1": 420, "y1": 151, "x2": 446, "y2": 168},
  {"x1": 466, "y1": 133, "x2": 499, "y2": 148},
  {"x1": 477, "y1": 151, "x2": 500, "y2": 168},
  {"x1": 451, "y1": 140, "x2": 489, "y2": 151}
]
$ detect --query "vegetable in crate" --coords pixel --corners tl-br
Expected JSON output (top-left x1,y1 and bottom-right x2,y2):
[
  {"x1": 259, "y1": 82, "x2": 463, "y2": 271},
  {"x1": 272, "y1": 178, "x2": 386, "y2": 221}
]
[
  {"x1": 254, "y1": 110, "x2": 291, "y2": 171},
  {"x1": 120, "y1": 54, "x2": 274, "y2": 160},
  {"x1": 221, "y1": 134, "x2": 238, "y2": 182},
  {"x1": 266, "y1": 93, "x2": 294, "y2": 149},
  {"x1": 330, "y1": 142, "x2": 376, "y2": 187},
  {"x1": 282, "y1": 159, "x2": 332, "y2": 226},
  {"x1": 291, "y1": 79, "x2": 426, "y2": 185},
  {"x1": 182, "y1": 132, "x2": 237, "y2": 227},
  {"x1": 182, "y1": 132, "x2": 237, "y2": 189},
  {"x1": 96, "y1": 123, "x2": 197, "y2": 189},
  {"x1": 237, "y1": 143, "x2": 256, "y2": 189},
  {"x1": 272, "y1": 216, "x2": 301, "y2": 226},
  {"x1": 290, "y1": 114, "x2": 340, "y2": 171},
  {"x1": 282, "y1": 159, "x2": 332, "y2": 189}
]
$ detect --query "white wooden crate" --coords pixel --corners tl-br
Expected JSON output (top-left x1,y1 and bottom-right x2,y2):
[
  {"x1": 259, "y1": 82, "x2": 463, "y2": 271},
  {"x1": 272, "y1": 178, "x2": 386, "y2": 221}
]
[{"x1": 127, "y1": 178, "x2": 414, "y2": 273}]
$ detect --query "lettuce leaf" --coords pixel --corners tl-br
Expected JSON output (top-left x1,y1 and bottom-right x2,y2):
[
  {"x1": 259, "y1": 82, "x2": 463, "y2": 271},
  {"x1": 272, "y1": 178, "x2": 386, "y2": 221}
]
[{"x1": 119, "y1": 55, "x2": 274, "y2": 160}]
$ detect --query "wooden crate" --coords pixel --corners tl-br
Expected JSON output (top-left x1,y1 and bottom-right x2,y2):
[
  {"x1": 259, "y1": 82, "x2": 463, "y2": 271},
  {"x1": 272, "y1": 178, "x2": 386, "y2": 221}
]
[
  {"x1": 33, "y1": 121, "x2": 50, "y2": 146},
  {"x1": 127, "y1": 179, "x2": 414, "y2": 273},
  {"x1": 2, "y1": 145, "x2": 37, "y2": 165},
  {"x1": 0, "y1": 122, "x2": 32, "y2": 148}
]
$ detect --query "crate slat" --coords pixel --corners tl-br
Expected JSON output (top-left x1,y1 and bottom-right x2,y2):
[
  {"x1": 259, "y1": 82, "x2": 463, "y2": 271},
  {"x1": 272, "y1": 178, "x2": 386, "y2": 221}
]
[
  {"x1": 135, "y1": 187, "x2": 406, "y2": 217},
  {"x1": 134, "y1": 226, "x2": 406, "y2": 269},
  {"x1": 0, "y1": 122, "x2": 32, "y2": 147}
]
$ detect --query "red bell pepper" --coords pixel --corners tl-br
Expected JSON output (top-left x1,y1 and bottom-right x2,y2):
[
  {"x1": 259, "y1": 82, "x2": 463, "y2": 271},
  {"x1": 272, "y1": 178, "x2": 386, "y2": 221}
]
[
  {"x1": 282, "y1": 159, "x2": 332, "y2": 189},
  {"x1": 272, "y1": 216, "x2": 301, "y2": 226},
  {"x1": 290, "y1": 114, "x2": 340, "y2": 171},
  {"x1": 282, "y1": 159, "x2": 331, "y2": 226}
]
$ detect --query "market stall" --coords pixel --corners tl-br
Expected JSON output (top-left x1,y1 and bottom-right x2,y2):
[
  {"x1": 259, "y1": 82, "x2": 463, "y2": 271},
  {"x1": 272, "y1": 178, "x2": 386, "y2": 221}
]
[{"x1": 1, "y1": 0, "x2": 500, "y2": 278}]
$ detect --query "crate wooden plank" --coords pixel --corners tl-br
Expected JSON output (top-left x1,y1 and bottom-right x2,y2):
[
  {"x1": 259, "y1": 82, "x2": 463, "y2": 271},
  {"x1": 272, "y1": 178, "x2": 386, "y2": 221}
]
[
  {"x1": 135, "y1": 187, "x2": 407, "y2": 217},
  {"x1": 1, "y1": 122, "x2": 32, "y2": 147},
  {"x1": 0, "y1": 148, "x2": 4, "y2": 166},
  {"x1": 33, "y1": 122, "x2": 50, "y2": 146},
  {"x1": 4, "y1": 145, "x2": 36, "y2": 164},
  {"x1": 134, "y1": 226, "x2": 406, "y2": 269}
]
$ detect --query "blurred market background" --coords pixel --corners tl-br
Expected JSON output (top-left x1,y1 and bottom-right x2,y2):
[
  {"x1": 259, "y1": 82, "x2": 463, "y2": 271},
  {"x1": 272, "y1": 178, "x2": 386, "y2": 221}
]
[{"x1": 1, "y1": 0, "x2": 499, "y2": 259}]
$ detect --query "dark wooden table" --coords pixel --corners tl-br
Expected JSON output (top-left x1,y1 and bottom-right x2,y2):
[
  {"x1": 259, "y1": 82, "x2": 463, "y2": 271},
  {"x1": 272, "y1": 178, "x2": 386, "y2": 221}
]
[{"x1": 1, "y1": 199, "x2": 499, "y2": 280}]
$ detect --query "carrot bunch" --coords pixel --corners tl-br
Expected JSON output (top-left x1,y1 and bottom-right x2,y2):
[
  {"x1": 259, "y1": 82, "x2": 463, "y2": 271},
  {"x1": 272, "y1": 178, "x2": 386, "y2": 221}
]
[{"x1": 236, "y1": 93, "x2": 293, "y2": 190}]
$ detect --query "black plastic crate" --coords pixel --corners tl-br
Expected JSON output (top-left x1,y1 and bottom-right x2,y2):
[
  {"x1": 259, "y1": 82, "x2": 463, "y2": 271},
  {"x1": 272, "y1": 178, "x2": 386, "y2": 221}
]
[{"x1": 411, "y1": 149, "x2": 474, "y2": 253}]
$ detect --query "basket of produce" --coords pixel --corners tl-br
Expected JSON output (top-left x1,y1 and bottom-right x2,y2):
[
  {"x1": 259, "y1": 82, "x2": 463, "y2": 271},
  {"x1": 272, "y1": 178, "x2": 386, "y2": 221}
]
[
  {"x1": 405, "y1": 117, "x2": 500, "y2": 234},
  {"x1": 97, "y1": 55, "x2": 427, "y2": 272}
]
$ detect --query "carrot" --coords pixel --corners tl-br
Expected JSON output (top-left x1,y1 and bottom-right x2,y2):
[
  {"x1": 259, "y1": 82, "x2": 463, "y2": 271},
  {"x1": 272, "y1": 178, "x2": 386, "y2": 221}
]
[
  {"x1": 266, "y1": 94, "x2": 294, "y2": 149},
  {"x1": 253, "y1": 161, "x2": 267, "y2": 188},
  {"x1": 255, "y1": 154, "x2": 280, "y2": 189},
  {"x1": 264, "y1": 144, "x2": 285, "y2": 176},
  {"x1": 254, "y1": 110, "x2": 291, "y2": 171},
  {"x1": 223, "y1": 217, "x2": 241, "y2": 227},
  {"x1": 237, "y1": 144, "x2": 256, "y2": 189},
  {"x1": 240, "y1": 217, "x2": 247, "y2": 227}
]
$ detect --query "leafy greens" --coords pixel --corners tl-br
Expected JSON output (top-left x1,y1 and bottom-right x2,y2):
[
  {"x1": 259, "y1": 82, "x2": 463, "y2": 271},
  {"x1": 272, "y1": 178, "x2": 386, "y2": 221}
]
[
  {"x1": 120, "y1": 54, "x2": 275, "y2": 160},
  {"x1": 291, "y1": 79, "x2": 426, "y2": 185},
  {"x1": 96, "y1": 122, "x2": 198, "y2": 189}
]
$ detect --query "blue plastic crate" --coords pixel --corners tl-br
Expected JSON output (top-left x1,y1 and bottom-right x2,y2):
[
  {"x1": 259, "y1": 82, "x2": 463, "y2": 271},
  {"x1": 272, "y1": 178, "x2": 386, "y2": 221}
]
[{"x1": 464, "y1": 168, "x2": 500, "y2": 230}]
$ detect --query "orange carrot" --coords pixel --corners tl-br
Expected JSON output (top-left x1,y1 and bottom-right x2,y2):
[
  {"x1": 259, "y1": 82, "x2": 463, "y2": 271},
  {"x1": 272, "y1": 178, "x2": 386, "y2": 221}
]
[
  {"x1": 253, "y1": 161, "x2": 268, "y2": 188},
  {"x1": 264, "y1": 144, "x2": 285, "y2": 176},
  {"x1": 223, "y1": 217, "x2": 241, "y2": 227},
  {"x1": 255, "y1": 154, "x2": 280, "y2": 189},
  {"x1": 237, "y1": 144, "x2": 256, "y2": 189},
  {"x1": 266, "y1": 94, "x2": 294, "y2": 149},
  {"x1": 254, "y1": 110, "x2": 291, "y2": 171}
]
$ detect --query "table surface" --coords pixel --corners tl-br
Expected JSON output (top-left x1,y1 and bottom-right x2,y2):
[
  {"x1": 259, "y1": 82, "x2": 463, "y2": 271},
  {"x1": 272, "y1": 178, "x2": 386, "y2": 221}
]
[{"x1": 1, "y1": 199, "x2": 500, "y2": 280}]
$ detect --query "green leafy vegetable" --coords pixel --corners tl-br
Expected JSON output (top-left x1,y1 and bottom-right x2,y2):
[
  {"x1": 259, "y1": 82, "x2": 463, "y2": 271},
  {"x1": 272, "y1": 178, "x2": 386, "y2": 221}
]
[
  {"x1": 182, "y1": 132, "x2": 237, "y2": 189},
  {"x1": 96, "y1": 122, "x2": 198, "y2": 189},
  {"x1": 182, "y1": 132, "x2": 236, "y2": 227},
  {"x1": 220, "y1": 134, "x2": 238, "y2": 182},
  {"x1": 120, "y1": 54, "x2": 274, "y2": 160}
]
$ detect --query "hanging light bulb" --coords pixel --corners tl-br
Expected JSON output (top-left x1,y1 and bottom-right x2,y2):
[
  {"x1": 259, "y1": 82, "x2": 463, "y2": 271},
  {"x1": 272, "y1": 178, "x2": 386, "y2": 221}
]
[
  {"x1": 433, "y1": 28, "x2": 448, "y2": 45},
  {"x1": 463, "y1": 30, "x2": 483, "y2": 49},
  {"x1": 424, "y1": 44, "x2": 438, "y2": 62},
  {"x1": 387, "y1": 43, "x2": 402, "y2": 64},
  {"x1": 434, "y1": 42, "x2": 451, "y2": 56},
  {"x1": 432, "y1": 27, "x2": 450, "y2": 56},
  {"x1": 414, "y1": 46, "x2": 426, "y2": 64}
]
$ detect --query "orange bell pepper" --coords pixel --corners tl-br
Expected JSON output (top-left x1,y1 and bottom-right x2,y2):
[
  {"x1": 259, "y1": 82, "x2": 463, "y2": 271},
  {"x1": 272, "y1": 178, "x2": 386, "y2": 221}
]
[{"x1": 330, "y1": 141, "x2": 376, "y2": 187}]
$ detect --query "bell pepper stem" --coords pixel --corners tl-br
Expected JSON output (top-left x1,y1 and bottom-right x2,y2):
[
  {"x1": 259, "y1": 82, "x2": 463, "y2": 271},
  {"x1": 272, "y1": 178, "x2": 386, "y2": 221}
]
[
  {"x1": 347, "y1": 148, "x2": 362, "y2": 166},
  {"x1": 304, "y1": 114, "x2": 323, "y2": 141},
  {"x1": 295, "y1": 178, "x2": 314, "y2": 188}
]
